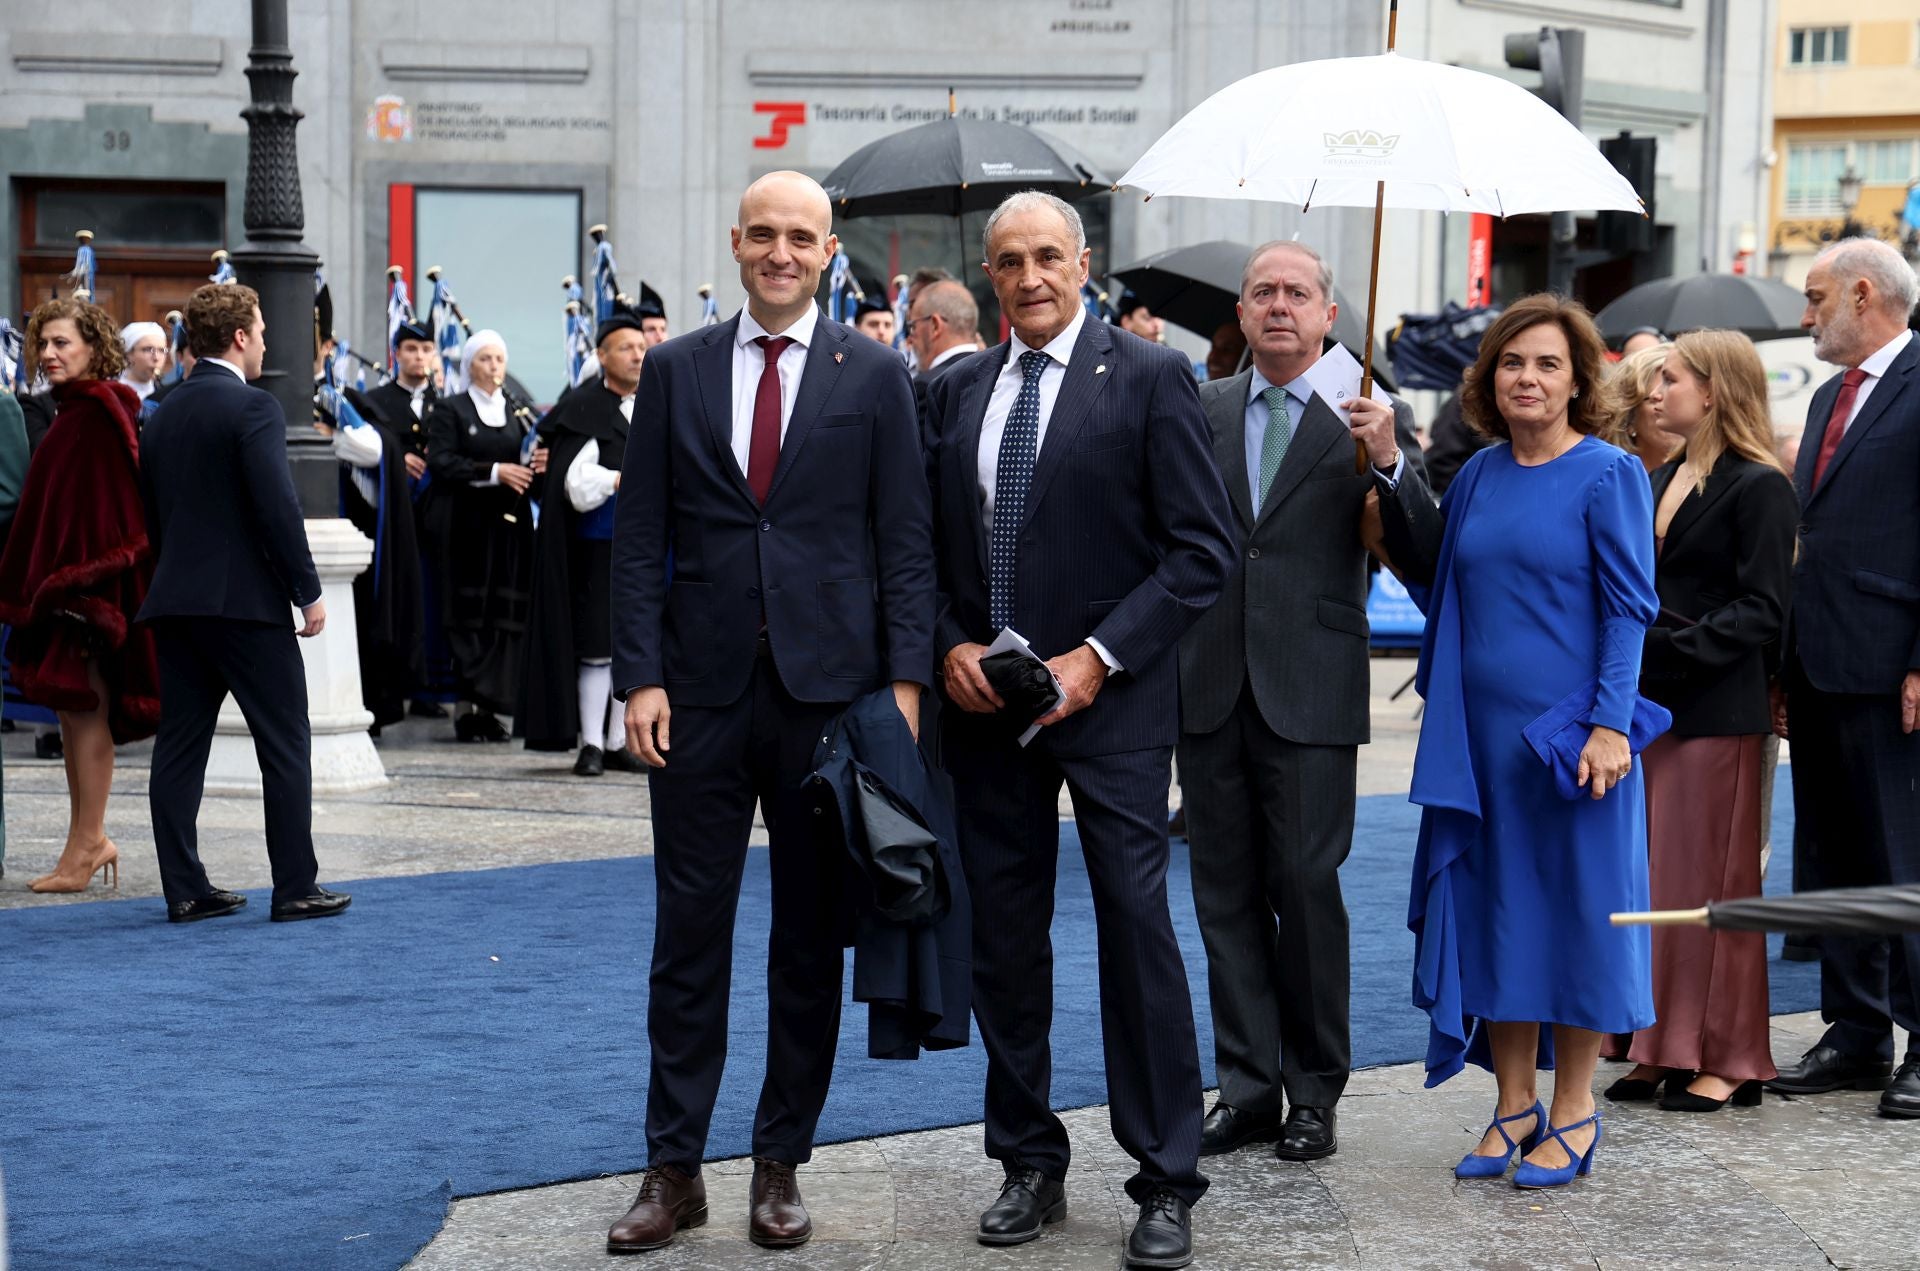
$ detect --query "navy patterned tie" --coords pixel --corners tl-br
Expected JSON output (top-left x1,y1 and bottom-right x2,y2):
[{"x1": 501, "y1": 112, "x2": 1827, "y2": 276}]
[{"x1": 989, "y1": 349, "x2": 1051, "y2": 631}]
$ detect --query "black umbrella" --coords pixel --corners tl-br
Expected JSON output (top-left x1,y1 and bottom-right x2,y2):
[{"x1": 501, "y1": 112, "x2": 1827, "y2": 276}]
[
  {"x1": 1613, "y1": 885, "x2": 1920, "y2": 936},
  {"x1": 1595, "y1": 274, "x2": 1809, "y2": 344},
  {"x1": 821, "y1": 115, "x2": 1108, "y2": 220},
  {"x1": 1113, "y1": 239, "x2": 1393, "y2": 387}
]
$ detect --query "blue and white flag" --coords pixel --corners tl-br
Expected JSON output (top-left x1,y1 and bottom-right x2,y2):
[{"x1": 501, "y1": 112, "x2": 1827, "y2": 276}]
[
  {"x1": 0, "y1": 319, "x2": 22, "y2": 392},
  {"x1": 592, "y1": 238, "x2": 619, "y2": 323},
  {"x1": 429, "y1": 272, "x2": 464, "y2": 393},
  {"x1": 335, "y1": 338, "x2": 369, "y2": 393},
  {"x1": 386, "y1": 270, "x2": 414, "y2": 369},
  {"x1": 892, "y1": 274, "x2": 911, "y2": 352},
  {"x1": 564, "y1": 303, "x2": 592, "y2": 388},
  {"x1": 827, "y1": 249, "x2": 857, "y2": 325},
  {"x1": 210, "y1": 251, "x2": 235, "y2": 285},
  {"x1": 1904, "y1": 183, "x2": 1920, "y2": 234},
  {"x1": 699, "y1": 285, "x2": 720, "y2": 326},
  {"x1": 1079, "y1": 280, "x2": 1112, "y2": 324}
]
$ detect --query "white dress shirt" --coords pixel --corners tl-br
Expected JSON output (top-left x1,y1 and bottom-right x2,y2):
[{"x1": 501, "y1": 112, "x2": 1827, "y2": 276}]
[
  {"x1": 1242, "y1": 363, "x2": 1404, "y2": 509},
  {"x1": 564, "y1": 392, "x2": 634, "y2": 513},
  {"x1": 1838, "y1": 328, "x2": 1913, "y2": 435},
  {"x1": 926, "y1": 343, "x2": 974, "y2": 375},
  {"x1": 730, "y1": 305, "x2": 819, "y2": 476},
  {"x1": 974, "y1": 307, "x2": 1121, "y2": 670},
  {"x1": 203, "y1": 356, "x2": 247, "y2": 381},
  {"x1": 395, "y1": 376, "x2": 431, "y2": 419},
  {"x1": 977, "y1": 305, "x2": 1085, "y2": 529},
  {"x1": 468, "y1": 385, "x2": 508, "y2": 486}
]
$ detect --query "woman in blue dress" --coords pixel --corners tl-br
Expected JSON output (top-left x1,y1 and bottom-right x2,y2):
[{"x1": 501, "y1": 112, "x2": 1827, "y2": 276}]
[{"x1": 1382, "y1": 294, "x2": 1663, "y2": 1188}]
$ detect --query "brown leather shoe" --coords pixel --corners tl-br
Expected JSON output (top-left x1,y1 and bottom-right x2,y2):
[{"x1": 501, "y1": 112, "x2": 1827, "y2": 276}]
[
  {"x1": 748, "y1": 1158, "x2": 812, "y2": 1248},
  {"x1": 607, "y1": 1165, "x2": 707, "y2": 1253}
]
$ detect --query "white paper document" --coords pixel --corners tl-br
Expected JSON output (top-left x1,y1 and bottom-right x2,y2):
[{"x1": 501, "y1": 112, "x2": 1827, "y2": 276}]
[
  {"x1": 986, "y1": 626, "x2": 1065, "y2": 747},
  {"x1": 1299, "y1": 340, "x2": 1394, "y2": 414}
]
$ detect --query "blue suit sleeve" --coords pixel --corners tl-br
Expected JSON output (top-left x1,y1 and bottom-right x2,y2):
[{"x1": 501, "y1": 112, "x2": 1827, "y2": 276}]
[
  {"x1": 869, "y1": 358, "x2": 936, "y2": 689},
  {"x1": 610, "y1": 355, "x2": 671, "y2": 697},
  {"x1": 240, "y1": 390, "x2": 322, "y2": 608},
  {"x1": 1086, "y1": 348, "x2": 1236, "y2": 672},
  {"x1": 1588, "y1": 451, "x2": 1659, "y2": 732}
]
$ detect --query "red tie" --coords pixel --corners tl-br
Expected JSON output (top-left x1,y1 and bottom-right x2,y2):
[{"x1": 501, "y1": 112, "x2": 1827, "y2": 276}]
[
  {"x1": 1812, "y1": 368, "x2": 1869, "y2": 489},
  {"x1": 747, "y1": 336, "x2": 794, "y2": 504}
]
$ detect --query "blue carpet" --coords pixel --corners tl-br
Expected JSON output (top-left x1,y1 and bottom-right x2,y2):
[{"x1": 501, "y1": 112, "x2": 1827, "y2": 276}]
[{"x1": 0, "y1": 785, "x2": 1815, "y2": 1270}]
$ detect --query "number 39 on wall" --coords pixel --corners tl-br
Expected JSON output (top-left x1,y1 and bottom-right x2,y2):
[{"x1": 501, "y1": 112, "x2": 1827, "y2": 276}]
[{"x1": 102, "y1": 130, "x2": 131, "y2": 151}]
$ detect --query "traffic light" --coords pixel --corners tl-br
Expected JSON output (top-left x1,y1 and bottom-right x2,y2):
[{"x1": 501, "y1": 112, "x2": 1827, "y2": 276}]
[
  {"x1": 1599, "y1": 132, "x2": 1657, "y2": 255},
  {"x1": 1504, "y1": 27, "x2": 1585, "y2": 127}
]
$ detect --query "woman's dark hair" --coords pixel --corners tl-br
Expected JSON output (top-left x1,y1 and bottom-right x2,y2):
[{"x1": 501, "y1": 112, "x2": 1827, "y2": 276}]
[
  {"x1": 24, "y1": 297, "x2": 124, "y2": 381},
  {"x1": 1461, "y1": 293, "x2": 1611, "y2": 441}
]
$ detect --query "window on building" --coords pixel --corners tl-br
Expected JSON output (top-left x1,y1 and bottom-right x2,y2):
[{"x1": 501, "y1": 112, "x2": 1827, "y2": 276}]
[
  {"x1": 1788, "y1": 26, "x2": 1849, "y2": 65},
  {"x1": 414, "y1": 188, "x2": 581, "y2": 402},
  {"x1": 1785, "y1": 143, "x2": 1848, "y2": 216},
  {"x1": 1860, "y1": 138, "x2": 1919, "y2": 186}
]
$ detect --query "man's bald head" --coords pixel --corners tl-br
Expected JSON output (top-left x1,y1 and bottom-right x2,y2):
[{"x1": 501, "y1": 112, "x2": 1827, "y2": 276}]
[
  {"x1": 737, "y1": 170, "x2": 833, "y2": 239},
  {"x1": 732, "y1": 170, "x2": 839, "y2": 330}
]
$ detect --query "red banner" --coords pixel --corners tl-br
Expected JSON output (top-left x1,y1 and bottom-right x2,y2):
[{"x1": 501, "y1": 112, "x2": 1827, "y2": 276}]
[{"x1": 1465, "y1": 213, "x2": 1493, "y2": 308}]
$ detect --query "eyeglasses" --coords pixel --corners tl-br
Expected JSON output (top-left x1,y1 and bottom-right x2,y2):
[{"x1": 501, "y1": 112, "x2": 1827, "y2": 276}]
[{"x1": 902, "y1": 315, "x2": 939, "y2": 338}]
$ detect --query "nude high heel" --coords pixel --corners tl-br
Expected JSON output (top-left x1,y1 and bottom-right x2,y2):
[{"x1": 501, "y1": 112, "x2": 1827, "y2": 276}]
[{"x1": 28, "y1": 841, "x2": 120, "y2": 894}]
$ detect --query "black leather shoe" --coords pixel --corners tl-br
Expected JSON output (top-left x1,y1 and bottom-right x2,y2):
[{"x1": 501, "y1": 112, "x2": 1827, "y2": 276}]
[
  {"x1": 1764, "y1": 1044, "x2": 1892, "y2": 1095},
  {"x1": 573, "y1": 744, "x2": 605, "y2": 776},
  {"x1": 1126, "y1": 1189, "x2": 1192, "y2": 1269},
  {"x1": 603, "y1": 746, "x2": 648, "y2": 773},
  {"x1": 1275, "y1": 1105, "x2": 1337, "y2": 1161},
  {"x1": 1198, "y1": 1101, "x2": 1283, "y2": 1156},
  {"x1": 977, "y1": 1168, "x2": 1065, "y2": 1246},
  {"x1": 33, "y1": 731, "x2": 62, "y2": 760},
  {"x1": 409, "y1": 699, "x2": 449, "y2": 719},
  {"x1": 270, "y1": 888, "x2": 352, "y2": 922},
  {"x1": 1879, "y1": 1058, "x2": 1920, "y2": 1119},
  {"x1": 455, "y1": 712, "x2": 508, "y2": 743},
  {"x1": 168, "y1": 891, "x2": 248, "y2": 924}
]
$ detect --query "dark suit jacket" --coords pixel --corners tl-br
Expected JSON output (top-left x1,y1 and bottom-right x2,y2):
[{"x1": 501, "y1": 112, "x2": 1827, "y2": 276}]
[
  {"x1": 1788, "y1": 335, "x2": 1920, "y2": 694},
  {"x1": 610, "y1": 311, "x2": 934, "y2": 706},
  {"x1": 1177, "y1": 371, "x2": 1440, "y2": 746},
  {"x1": 929, "y1": 319, "x2": 1236, "y2": 758},
  {"x1": 1641, "y1": 453, "x2": 1798, "y2": 735},
  {"x1": 359, "y1": 379, "x2": 433, "y2": 457},
  {"x1": 137, "y1": 363, "x2": 321, "y2": 626},
  {"x1": 807, "y1": 686, "x2": 971, "y2": 1059}
]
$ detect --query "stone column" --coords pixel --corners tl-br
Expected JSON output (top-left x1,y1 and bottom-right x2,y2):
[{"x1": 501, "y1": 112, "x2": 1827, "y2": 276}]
[{"x1": 203, "y1": 519, "x2": 388, "y2": 795}]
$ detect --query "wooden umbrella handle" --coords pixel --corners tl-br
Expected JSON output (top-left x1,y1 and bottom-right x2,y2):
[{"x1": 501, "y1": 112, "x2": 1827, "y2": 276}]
[{"x1": 1610, "y1": 907, "x2": 1711, "y2": 927}]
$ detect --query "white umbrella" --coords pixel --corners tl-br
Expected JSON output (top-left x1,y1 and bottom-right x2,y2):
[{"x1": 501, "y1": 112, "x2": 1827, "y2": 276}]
[
  {"x1": 1116, "y1": 1, "x2": 1643, "y2": 466},
  {"x1": 1117, "y1": 53, "x2": 1642, "y2": 218}
]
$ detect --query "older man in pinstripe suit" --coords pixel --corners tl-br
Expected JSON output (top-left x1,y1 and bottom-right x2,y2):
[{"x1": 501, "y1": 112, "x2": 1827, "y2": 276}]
[{"x1": 928, "y1": 191, "x2": 1236, "y2": 1271}]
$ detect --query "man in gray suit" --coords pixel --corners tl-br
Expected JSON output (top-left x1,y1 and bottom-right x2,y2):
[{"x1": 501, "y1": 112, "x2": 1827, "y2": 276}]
[{"x1": 1177, "y1": 241, "x2": 1438, "y2": 1162}]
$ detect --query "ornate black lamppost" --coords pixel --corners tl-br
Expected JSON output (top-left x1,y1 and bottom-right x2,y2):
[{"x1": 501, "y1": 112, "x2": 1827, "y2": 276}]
[{"x1": 230, "y1": 0, "x2": 333, "y2": 515}]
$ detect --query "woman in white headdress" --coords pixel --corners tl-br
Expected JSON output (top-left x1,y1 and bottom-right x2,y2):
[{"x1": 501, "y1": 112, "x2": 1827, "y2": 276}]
[
  {"x1": 117, "y1": 321, "x2": 168, "y2": 409},
  {"x1": 423, "y1": 329, "x2": 536, "y2": 741}
]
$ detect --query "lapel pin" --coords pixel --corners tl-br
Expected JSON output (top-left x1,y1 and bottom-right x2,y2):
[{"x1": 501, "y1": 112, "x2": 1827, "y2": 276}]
[
  {"x1": 1095, "y1": 364, "x2": 1107, "y2": 375},
  {"x1": 833, "y1": 351, "x2": 845, "y2": 364}
]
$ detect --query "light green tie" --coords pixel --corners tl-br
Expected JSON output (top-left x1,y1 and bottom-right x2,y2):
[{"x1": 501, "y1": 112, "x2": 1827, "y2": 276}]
[{"x1": 1257, "y1": 385, "x2": 1292, "y2": 514}]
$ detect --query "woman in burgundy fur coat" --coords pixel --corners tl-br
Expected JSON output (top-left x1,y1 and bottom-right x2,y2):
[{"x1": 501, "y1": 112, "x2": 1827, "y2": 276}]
[{"x1": 0, "y1": 297, "x2": 161, "y2": 893}]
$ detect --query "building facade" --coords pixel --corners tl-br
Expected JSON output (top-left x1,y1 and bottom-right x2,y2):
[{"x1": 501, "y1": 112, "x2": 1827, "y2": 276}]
[
  {"x1": 1769, "y1": 0, "x2": 1920, "y2": 287},
  {"x1": 3, "y1": 0, "x2": 1772, "y2": 401}
]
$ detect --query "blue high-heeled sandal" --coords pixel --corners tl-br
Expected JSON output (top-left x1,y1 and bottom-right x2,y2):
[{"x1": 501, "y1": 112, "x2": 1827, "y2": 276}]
[
  {"x1": 1512, "y1": 1111, "x2": 1602, "y2": 1189},
  {"x1": 1454, "y1": 1100, "x2": 1544, "y2": 1179}
]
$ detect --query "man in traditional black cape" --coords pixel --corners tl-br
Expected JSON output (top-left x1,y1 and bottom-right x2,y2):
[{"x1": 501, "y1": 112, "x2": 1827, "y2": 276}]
[{"x1": 518, "y1": 309, "x2": 649, "y2": 773}]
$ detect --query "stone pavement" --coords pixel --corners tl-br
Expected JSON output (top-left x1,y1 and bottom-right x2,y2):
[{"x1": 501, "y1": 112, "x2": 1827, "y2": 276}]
[{"x1": 5, "y1": 657, "x2": 1899, "y2": 1270}]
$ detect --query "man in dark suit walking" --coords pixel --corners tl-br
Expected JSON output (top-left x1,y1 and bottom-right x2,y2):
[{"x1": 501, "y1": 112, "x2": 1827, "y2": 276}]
[
  {"x1": 1766, "y1": 237, "x2": 1920, "y2": 1116},
  {"x1": 929, "y1": 191, "x2": 1235, "y2": 1270},
  {"x1": 604, "y1": 171, "x2": 933, "y2": 1254},
  {"x1": 1176, "y1": 242, "x2": 1437, "y2": 1162},
  {"x1": 138, "y1": 283, "x2": 347, "y2": 925}
]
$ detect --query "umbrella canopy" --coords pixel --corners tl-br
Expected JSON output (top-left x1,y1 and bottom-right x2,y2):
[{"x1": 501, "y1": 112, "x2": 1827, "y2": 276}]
[
  {"x1": 1595, "y1": 274, "x2": 1809, "y2": 344},
  {"x1": 1113, "y1": 239, "x2": 1392, "y2": 387},
  {"x1": 1614, "y1": 884, "x2": 1920, "y2": 936},
  {"x1": 1116, "y1": 52, "x2": 1642, "y2": 216},
  {"x1": 822, "y1": 116, "x2": 1109, "y2": 220}
]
